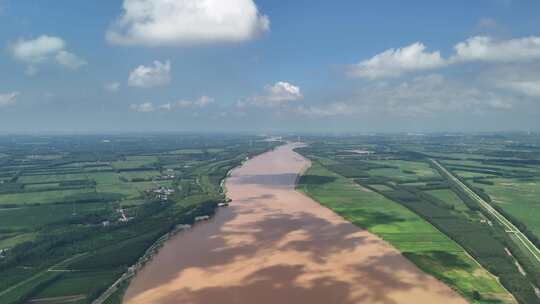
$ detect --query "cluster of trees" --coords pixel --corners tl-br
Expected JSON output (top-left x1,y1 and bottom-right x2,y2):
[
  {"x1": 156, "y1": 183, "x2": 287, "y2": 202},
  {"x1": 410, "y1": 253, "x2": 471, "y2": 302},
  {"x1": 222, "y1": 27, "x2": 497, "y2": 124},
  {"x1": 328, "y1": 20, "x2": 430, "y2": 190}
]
[{"x1": 380, "y1": 185, "x2": 539, "y2": 303}]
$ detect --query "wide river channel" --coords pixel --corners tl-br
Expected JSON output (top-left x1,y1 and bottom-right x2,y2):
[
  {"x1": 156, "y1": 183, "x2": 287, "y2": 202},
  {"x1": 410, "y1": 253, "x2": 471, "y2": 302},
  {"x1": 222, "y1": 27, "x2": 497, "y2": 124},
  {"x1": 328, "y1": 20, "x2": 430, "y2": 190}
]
[{"x1": 124, "y1": 143, "x2": 466, "y2": 304}]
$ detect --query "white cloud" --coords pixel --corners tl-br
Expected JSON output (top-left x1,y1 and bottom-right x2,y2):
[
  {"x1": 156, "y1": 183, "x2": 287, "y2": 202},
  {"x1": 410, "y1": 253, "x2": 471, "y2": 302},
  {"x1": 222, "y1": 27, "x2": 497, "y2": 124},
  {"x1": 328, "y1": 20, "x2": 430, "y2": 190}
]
[
  {"x1": 348, "y1": 43, "x2": 446, "y2": 79},
  {"x1": 452, "y1": 36, "x2": 540, "y2": 63},
  {"x1": 479, "y1": 63, "x2": 540, "y2": 98},
  {"x1": 490, "y1": 68, "x2": 540, "y2": 97},
  {"x1": 158, "y1": 103, "x2": 172, "y2": 111},
  {"x1": 364, "y1": 74, "x2": 513, "y2": 115},
  {"x1": 502, "y1": 81, "x2": 540, "y2": 97},
  {"x1": 107, "y1": 0, "x2": 269, "y2": 47},
  {"x1": 245, "y1": 81, "x2": 303, "y2": 107},
  {"x1": 170, "y1": 96, "x2": 214, "y2": 109},
  {"x1": 297, "y1": 74, "x2": 515, "y2": 119},
  {"x1": 105, "y1": 82, "x2": 121, "y2": 92},
  {"x1": 132, "y1": 96, "x2": 214, "y2": 113},
  {"x1": 194, "y1": 95, "x2": 214, "y2": 107},
  {"x1": 349, "y1": 36, "x2": 540, "y2": 79},
  {"x1": 128, "y1": 60, "x2": 171, "y2": 88},
  {"x1": 9, "y1": 35, "x2": 86, "y2": 74},
  {"x1": 55, "y1": 51, "x2": 87, "y2": 69},
  {"x1": 0, "y1": 92, "x2": 19, "y2": 107},
  {"x1": 264, "y1": 82, "x2": 303, "y2": 102},
  {"x1": 10, "y1": 35, "x2": 65, "y2": 64},
  {"x1": 129, "y1": 102, "x2": 155, "y2": 112}
]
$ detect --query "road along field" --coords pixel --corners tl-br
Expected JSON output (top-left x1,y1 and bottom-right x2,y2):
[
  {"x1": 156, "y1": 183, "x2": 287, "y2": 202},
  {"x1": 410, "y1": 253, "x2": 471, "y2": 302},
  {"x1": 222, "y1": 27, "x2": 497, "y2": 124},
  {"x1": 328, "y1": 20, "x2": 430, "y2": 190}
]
[
  {"x1": 430, "y1": 159, "x2": 540, "y2": 263},
  {"x1": 124, "y1": 143, "x2": 467, "y2": 304}
]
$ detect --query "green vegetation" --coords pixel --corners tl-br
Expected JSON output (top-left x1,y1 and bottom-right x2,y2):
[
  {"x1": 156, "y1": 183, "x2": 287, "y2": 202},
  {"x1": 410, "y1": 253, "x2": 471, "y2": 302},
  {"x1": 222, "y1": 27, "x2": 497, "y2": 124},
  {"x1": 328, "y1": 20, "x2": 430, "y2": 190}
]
[
  {"x1": 427, "y1": 189, "x2": 470, "y2": 212},
  {"x1": 0, "y1": 134, "x2": 279, "y2": 304},
  {"x1": 295, "y1": 133, "x2": 540, "y2": 304},
  {"x1": 299, "y1": 162, "x2": 514, "y2": 304},
  {"x1": 481, "y1": 178, "x2": 540, "y2": 239}
]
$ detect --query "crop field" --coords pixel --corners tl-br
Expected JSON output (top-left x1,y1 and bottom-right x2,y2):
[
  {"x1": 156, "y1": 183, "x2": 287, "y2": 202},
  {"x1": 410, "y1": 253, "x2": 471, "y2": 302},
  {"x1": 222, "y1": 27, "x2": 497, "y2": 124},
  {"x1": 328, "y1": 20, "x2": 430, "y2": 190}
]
[
  {"x1": 111, "y1": 156, "x2": 158, "y2": 170},
  {"x1": 368, "y1": 160, "x2": 439, "y2": 178},
  {"x1": 452, "y1": 170, "x2": 495, "y2": 178},
  {"x1": 298, "y1": 161, "x2": 513, "y2": 304},
  {"x1": 119, "y1": 170, "x2": 161, "y2": 181},
  {"x1": 0, "y1": 203, "x2": 108, "y2": 230},
  {"x1": 0, "y1": 134, "x2": 279, "y2": 304},
  {"x1": 18, "y1": 173, "x2": 92, "y2": 184},
  {"x1": 296, "y1": 133, "x2": 540, "y2": 304},
  {"x1": 33, "y1": 271, "x2": 118, "y2": 300},
  {"x1": 0, "y1": 189, "x2": 96, "y2": 206},
  {"x1": 0, "y1": 233, "x2": 37, "y2": 249},
  {"x1": 481, "y1": 178, "x2": 540, "y2": 238},
  {"x1": 427, "y1": 189, "x2": 470, "y2": 212}
]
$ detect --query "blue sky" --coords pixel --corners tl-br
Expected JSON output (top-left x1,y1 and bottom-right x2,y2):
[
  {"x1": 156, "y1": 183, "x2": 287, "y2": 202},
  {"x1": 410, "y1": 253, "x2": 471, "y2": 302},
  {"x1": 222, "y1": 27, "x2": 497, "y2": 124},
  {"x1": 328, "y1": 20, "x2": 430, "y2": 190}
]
[{"x1": 1, "y1": 0, "x2": 540, "y2": 134}]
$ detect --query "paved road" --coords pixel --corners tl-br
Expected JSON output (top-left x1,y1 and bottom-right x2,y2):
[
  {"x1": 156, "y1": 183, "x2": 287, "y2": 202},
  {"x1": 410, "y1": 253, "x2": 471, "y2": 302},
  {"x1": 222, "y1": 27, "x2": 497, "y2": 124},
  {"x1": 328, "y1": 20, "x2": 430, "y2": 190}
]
[
  {"x1": 91, "y1": 271, "x2": 133, "y2": 304},
  {"x1": 430, "y1": 159, "x2": 540, "y2": 263}
]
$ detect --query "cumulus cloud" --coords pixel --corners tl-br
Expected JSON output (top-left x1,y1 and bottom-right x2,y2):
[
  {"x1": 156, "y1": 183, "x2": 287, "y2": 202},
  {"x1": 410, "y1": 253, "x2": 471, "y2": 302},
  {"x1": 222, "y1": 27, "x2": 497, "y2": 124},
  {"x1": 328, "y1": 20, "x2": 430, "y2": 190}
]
[
  {"x1": 169, "y1": 96, "x2": 214, "y2": 109},
  {"x1": 0, "y1": 92, "x2": 19, "y2": 107},
  {"x1": 128, "y1": 60, "x2": 171, "y2": 88},
  {"x1": 55, "y1": 50, "x2": 87, "y2": 69},
  {"x1": 107, "y1": 0, "x2": 270, "y2": 47},
  {"x1": 452, "y1": 36, "x2": 540, "y2": 63},
  {"x1": 194, "y1": 95, "x2": 214, "y2": 107},
  {"x1": 349, "y1": 36, "x2": 540, "y2": 79},
  {"x1": 297, "y1": 74, "x2": 514, "y2": 119},
  {"x1": 348, "y1": 43, "x2": 446, "y2": 79},
  {"x1": 129, "y1": 102, "x2": 155, "y2": 112},
  {"x1": 9, "y1": 35, "x2": 86, "y2": 74},
  {"x1": 130, "y1": 95, "x2": 214, "y2": 113},
  {"x1": 158, "y1": 103, "x2": 172, "y2": 111},
  {"x1": 363, "y1": 74, "x2": 513, "y2": 115},
  {"x1": 104, "y1": 82, "x2": 121, "y2": 92},
  {"x1": 10, "y1": 35, "x2": 65, "y2": 63},
  {"x1": 485, "y1": 64, "x2": 540, "y2": 98},
  {"x1": 264, "y1": 82, "x2": 303, "y2": 102},
  {"x1": 245, "y1": 81, "x2": 303, "y2": 107},
  {"x1": 502, "y1": 81, "x2": 540, "y2": 97}
]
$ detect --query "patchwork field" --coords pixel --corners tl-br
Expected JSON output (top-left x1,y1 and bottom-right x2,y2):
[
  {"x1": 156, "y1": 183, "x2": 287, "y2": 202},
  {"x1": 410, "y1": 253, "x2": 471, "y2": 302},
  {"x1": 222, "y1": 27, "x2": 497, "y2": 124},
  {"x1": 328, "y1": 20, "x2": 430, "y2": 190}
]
[
  {"x1": 295, "y1": 134, "x2": 540, "y2": 304},
  {"x1": 298, "y1": 162, "x2": 513, "y2": 304},
  {"x1": 482, "y1": 178, "x2": 540, "y2": 239},
  {"x1": 366, "y1": 159, "x2": 439, "y2": 182},
  {"x1": 427, "y1": 189, "x2": 470, "y2": 212},
  {"x1": 0, "y1": 134, "x2": 279, "y2": 304}
]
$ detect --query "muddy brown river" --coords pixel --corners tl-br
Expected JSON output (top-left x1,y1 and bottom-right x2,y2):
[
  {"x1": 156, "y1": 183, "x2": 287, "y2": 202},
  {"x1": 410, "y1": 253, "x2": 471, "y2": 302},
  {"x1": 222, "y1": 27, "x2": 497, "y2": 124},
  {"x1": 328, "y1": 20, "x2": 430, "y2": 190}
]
[{"x1": 124, "y1": 143, "x2": 466, "y2": 304}]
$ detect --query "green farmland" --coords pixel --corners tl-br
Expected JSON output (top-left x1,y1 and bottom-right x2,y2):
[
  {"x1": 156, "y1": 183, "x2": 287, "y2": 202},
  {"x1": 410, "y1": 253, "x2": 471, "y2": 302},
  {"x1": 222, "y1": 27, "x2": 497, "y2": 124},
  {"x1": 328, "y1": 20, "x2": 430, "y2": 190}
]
[
  {"x1": 481, "y1": 178, "x2": 540, "y2": 240},
  {"x1": 298, "y1": 161, "x2": 514, "y2": 304},
  {"x1": 0, "y1": 134, "x2": 279, "y2": 304},
  {"x1": 295, "y1": 133, "x2": 540, "y2": 304}
]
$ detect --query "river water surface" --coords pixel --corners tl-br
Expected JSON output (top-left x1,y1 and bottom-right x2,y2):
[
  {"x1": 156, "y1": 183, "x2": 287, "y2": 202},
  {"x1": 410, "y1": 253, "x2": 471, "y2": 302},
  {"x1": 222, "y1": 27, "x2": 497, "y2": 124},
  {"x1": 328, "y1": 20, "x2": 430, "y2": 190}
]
[{"x1": 124, "y1": 143, "x2": 466, "y2": 304}]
